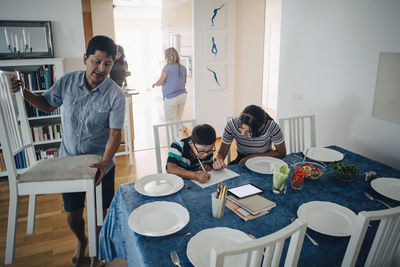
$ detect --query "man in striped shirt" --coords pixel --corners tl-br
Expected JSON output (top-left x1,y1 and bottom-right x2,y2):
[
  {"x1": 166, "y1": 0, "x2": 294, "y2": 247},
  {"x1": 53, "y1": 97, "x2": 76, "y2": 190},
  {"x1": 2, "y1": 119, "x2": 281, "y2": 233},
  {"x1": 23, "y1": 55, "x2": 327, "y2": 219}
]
[
  {"x1": 213, "y1": 105, "x2": 286, "y2": 170},
  {"x1": 167, "y1": 124, "x2": 216, "y2": 183}
]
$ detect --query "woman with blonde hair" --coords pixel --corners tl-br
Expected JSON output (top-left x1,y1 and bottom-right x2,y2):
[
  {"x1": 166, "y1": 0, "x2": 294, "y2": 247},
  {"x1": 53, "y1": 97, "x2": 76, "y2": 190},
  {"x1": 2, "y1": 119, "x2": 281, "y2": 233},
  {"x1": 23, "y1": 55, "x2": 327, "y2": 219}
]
[{"x1": 152, "y1": 47, "x2": 187, "y2": 122}]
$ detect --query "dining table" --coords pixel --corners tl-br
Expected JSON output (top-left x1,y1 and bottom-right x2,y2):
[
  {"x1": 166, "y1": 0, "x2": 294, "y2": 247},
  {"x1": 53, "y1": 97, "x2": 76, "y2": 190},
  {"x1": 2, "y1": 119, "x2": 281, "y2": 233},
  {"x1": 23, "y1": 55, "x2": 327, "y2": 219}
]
[{"x1": 99, "y1": 146, "x2": 400, "y2": 267}]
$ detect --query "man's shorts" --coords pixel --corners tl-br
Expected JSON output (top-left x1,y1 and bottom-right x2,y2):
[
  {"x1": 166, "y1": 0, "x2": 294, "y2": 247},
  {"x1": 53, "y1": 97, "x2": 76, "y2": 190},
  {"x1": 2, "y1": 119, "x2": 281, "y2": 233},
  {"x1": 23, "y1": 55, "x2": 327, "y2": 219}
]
[{"x1": 62, "y1": 166, "x2": 115, "y2": 212}]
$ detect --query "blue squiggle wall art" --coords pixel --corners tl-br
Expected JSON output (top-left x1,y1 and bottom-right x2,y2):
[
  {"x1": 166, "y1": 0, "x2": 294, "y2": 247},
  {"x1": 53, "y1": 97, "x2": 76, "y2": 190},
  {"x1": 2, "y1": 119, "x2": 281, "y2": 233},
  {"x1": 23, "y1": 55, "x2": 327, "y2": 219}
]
[
  {"x1": 211, "y1": 36, "x2": 217, "y2": 57},
  {"x1": 207, "y1": 66, "x2": 220, "y2": 87},
  {"x1": 211, "y1": 4, "x2": 224, "y2": 27}
]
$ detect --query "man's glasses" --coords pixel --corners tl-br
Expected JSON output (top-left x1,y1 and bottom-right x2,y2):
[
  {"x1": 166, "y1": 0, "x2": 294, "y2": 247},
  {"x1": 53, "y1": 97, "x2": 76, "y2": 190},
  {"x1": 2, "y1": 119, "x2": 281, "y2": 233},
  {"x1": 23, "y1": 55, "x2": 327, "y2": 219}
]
[{"x1": 192, "y1": 140, "x2": 216, "y2": 156}]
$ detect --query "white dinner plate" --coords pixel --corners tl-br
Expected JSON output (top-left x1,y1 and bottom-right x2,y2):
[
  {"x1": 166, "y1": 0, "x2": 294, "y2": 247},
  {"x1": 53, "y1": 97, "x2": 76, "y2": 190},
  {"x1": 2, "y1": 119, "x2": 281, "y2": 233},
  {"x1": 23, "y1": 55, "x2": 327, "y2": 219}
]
[
  {"x1": 187, "y1": 227, "x2": 252, "y2": 267},
  {"x1": 305, "y1": 147, "x2": 344, "y2": 162},
  {"x1": 245, "y1": 156, "x2": 287, "y2": 174},
  {"x1": 297, "y1": 201, "x2": 356, "y2": 237},
  {"x1": 371, "y1": 177, "x2": 400, "y2": 201},
  {"x1": 134, "y1": 173, "x2": 184, "y2": 197},
  {"x1": 128, "y1": 201, "x2": 189, "y2": 236}
]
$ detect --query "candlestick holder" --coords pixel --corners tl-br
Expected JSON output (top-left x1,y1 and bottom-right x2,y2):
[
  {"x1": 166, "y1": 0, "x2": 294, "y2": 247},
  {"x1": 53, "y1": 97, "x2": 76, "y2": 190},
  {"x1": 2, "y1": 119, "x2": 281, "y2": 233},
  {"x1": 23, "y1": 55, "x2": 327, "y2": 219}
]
[{"x1": 1, "y1": 20, "x2": 53, "y2": 59}]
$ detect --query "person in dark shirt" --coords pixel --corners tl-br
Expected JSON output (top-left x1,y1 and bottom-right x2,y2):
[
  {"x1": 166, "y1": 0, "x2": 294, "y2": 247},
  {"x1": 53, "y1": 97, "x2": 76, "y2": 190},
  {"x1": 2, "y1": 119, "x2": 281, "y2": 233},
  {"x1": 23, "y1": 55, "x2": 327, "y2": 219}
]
[{"x1": 109, "y1": 45, "x2": 129, "y2": 87}]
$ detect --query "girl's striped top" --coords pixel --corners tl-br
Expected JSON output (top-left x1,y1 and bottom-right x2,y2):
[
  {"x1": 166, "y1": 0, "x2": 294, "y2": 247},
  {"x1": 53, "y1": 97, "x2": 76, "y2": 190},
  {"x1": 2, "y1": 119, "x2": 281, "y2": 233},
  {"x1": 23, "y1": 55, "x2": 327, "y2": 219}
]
[{"x1": 222, "y1": 117, "x2": 284, "y2": 156}]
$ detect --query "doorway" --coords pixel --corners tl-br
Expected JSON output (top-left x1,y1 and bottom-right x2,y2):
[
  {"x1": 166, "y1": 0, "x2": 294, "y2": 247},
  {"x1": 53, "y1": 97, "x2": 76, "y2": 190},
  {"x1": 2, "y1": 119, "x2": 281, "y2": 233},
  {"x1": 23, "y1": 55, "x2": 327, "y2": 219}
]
[
  {"x1": 113, "y1": 0, "x2": 193, "y2": 151},
  {"x1": 262, "y1": 0, "x2": 282, "y2": 120}
]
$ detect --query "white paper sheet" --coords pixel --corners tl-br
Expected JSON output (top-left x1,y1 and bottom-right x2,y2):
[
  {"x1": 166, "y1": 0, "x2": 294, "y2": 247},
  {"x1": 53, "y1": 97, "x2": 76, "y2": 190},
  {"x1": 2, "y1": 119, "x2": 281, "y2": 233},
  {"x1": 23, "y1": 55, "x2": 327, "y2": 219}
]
[{"x1": 192, "y1": 168, "x2": 240, "y2": 188}]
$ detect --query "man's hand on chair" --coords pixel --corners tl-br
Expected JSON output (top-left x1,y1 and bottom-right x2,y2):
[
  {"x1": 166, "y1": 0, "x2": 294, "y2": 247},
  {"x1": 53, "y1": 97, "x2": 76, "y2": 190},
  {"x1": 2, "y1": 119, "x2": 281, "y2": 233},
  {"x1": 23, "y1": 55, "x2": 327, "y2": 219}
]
[{"x1": 90, "y1": 161, "x2": 108, "y2": 186}]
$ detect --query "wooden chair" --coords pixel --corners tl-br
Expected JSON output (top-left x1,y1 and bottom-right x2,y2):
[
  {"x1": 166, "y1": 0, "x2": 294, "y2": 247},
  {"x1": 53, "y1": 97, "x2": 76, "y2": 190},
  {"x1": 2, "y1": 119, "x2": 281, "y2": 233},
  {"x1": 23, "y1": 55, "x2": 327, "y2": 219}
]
[
  {"x1": 153, "y1": 119, "x2": 196, "y2": 173},
  {"x1": 341, "y1": 206, "x2": 400, "y2": 267},
  {"x1": 0, "y1": 70, "x2": 103, "y2": 264},
  {"x1": 278, "y1": 115, "x2": 316, "y2": 153},
  {"x1": 210, "y1": 219, "x2": 307, "y2": 267}
]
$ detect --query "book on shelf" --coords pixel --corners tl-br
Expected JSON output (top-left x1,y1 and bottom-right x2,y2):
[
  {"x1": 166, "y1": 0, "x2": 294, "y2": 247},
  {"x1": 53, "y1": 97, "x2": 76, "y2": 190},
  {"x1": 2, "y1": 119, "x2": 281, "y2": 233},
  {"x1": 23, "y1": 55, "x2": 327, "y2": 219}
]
[
  {"x1": 0, "y1": 147, "x2": 28, "y2": 171},
  {"x1": 20, "y1": 65, "x2": 54, "y2": 91},
  {"x1": 31, "y1": 123, "x2": 62, "y2": 142},
  {"x1": 0, "y1": 146, "x2": 61, "y2": 173},
  {"x1": 36, "y1": 147, "x2": 60, "y2": 160},
  {"x1": 227, "y1": 194, "x2": 276, "y2": 215},
  {"x1": 0, "y1": 151, "x2": 5, "y2": 172},
  {"x1": 24, "y1": 101, "x2": 60, "y2": 118}
]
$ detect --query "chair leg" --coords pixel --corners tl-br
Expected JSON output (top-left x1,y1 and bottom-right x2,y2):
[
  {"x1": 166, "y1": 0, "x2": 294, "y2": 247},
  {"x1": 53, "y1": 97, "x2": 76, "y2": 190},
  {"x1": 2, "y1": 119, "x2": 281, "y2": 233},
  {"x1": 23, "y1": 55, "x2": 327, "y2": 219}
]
[
  {"x1": 125, "y1": 102, "x2": 134, "y2": 165},
  {"x1": 27, "y1": 194, "x2": 36, "y2": 234},
  {"x1": 5, "y1": 192, "x2": 19, "y2": 264},
  {"x1": 87, "y1": 181, "x2": 97, "y2": 257},
  {"x1": 96, "y1": 182, "x2": 103, "y2": 226}
]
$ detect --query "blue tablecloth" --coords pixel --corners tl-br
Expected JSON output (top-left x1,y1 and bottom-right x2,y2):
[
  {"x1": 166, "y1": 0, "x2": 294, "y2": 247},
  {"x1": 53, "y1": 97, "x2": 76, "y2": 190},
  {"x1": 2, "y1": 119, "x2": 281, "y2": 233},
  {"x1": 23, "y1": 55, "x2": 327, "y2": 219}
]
[{"x1": 99, "y1": 146, "x2": 400, "y2": 267}]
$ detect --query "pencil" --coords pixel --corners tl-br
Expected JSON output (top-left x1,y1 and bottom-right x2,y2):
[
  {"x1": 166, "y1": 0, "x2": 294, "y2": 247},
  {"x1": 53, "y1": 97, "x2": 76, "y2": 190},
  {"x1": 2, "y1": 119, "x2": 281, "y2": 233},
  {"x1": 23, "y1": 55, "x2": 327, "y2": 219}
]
[{"x1": 197, "y1": 157, "x2": 206, "y2": 173}]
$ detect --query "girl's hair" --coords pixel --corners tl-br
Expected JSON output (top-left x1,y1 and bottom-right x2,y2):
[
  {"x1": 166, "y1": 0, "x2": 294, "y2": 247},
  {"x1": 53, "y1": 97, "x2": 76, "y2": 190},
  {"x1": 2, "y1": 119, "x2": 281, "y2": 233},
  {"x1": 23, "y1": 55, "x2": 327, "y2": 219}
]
[
  {"x1": 238, "y1": 105, "x2": 272, "y2": 137},
  {"x1": 165, "y1": 47, "x2": 181, "y2": 66}
]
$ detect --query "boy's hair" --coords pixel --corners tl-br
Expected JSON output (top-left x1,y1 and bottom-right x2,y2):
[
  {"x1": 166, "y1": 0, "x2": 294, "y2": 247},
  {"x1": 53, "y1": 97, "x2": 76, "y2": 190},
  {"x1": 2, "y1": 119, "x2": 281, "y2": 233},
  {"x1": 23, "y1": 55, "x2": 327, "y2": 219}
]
[
  {"x1": 191, "y1": 124, "x2": 216, "y2": 145},
  {"x1": 86, "y1": 35, "x2": 117, "y2": 60},
  {"x1": 238, "y1": 105, "x2": 272, "y2": 137}
]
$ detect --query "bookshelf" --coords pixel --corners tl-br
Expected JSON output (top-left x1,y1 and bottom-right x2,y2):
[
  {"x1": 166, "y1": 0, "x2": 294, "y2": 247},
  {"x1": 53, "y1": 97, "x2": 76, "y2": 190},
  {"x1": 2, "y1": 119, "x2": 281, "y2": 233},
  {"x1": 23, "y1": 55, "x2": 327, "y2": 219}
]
[{"x1": 0, "y1": 58, "x2": 64, "y2": 177}]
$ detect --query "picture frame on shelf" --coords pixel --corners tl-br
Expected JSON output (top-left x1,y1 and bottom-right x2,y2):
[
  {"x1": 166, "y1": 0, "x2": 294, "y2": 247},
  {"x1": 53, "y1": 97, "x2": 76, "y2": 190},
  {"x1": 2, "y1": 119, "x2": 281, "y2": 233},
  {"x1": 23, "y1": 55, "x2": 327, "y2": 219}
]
[{"x1": 0, "y1": 20, "x2": 54, "y2": 60}]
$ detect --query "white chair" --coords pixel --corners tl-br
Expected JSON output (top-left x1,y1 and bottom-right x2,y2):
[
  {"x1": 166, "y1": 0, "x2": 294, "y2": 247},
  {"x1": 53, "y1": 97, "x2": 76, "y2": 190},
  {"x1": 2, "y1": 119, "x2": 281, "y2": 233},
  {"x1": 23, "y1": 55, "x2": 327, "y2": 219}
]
[
  {"x1": 341, "y1": 206, "x2": 400, "y2": 267},
  {"x1": 153, "y1": 119, "x2": 196, "y2": 173},
  {"x1": 0, "y1": 70, "x2": 103, "y2": 264},
  {"x1": 225, "y1": 116, "x2": 235, "y2": 164},
  {"x1": 278, "y1": 115, "x2": 316, "y2": 154},
  {"x1": 115, "y1": 96, "x2": 133, "y2": 165},
  {"x1": 210, "y1": 219, "x2": 307, "y2": 267}
]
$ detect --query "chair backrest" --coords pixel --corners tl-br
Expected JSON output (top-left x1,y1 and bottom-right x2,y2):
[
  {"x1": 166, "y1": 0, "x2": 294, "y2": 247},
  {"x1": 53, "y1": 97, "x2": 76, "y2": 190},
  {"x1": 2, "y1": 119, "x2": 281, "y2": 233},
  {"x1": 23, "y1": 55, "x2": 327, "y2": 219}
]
[
  {"x1": 225, "y1": 116, "x2": 235, "y2": 163},
  {"x1": 153, "y1": 119, "x2": 196, "y2": 173},
  {"x1": 210, "y1": 220, "x2": 307, "y2": 267},
  {"x1": 278, "y1": 115, "x2": 316, "y2": 154},
  {"x1": 341, "y1": 206, "x2": 400, "y2": 267},
  {"x1": 0, "y1": 70, "x2": 36, "y2": 184}
]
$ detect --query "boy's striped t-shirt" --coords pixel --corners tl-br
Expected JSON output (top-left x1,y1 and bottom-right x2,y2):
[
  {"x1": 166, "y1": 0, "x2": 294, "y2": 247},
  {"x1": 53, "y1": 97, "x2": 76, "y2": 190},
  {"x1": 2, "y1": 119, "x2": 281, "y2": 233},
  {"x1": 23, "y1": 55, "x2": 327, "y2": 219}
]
[{"x1": 167, "y1": 137, "x2": 213, "y2": 171}]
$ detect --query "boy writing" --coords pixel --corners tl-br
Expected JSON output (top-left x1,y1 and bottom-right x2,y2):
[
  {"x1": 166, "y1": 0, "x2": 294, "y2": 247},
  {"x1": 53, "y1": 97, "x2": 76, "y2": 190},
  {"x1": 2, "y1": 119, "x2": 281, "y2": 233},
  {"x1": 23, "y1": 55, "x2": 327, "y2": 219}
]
[{"x1": 167, "y1": 124, "x2": 216, "y2": 183}]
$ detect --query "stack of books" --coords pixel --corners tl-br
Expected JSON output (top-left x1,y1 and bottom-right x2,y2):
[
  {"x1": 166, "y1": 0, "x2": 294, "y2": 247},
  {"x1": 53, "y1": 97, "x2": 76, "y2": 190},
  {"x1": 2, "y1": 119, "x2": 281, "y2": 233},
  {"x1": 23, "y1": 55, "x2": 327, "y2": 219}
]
[{"x1": 226, "y1": 194, "x2": 276, "y2": 221}]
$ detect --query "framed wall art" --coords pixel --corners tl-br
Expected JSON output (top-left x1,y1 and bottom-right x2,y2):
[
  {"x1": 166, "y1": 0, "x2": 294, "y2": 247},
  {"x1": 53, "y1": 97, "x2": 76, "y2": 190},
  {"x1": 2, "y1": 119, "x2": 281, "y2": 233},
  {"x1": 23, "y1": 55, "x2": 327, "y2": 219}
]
[{"x1": 0, "y1": 20, "x2": 54, "y2": 59}]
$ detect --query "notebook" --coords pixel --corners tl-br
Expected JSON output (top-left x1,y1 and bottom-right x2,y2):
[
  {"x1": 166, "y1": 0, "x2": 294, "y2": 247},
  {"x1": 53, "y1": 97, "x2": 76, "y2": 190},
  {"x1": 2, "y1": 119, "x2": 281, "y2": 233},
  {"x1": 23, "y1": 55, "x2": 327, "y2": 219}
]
[
  {"x1": 225, "y1": 199, "x2": 269, "y2": 221},
  {"x1": 227, "y1": 194, "x2": 276, "y2": 215}
]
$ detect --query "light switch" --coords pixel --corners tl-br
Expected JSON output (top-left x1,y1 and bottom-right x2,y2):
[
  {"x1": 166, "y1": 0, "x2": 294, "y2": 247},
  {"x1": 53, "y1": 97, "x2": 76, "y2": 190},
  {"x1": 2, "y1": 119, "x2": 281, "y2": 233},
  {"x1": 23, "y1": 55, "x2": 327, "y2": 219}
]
[{"x1": 292, "y1": 91, "x2": 303, "y2": 100}]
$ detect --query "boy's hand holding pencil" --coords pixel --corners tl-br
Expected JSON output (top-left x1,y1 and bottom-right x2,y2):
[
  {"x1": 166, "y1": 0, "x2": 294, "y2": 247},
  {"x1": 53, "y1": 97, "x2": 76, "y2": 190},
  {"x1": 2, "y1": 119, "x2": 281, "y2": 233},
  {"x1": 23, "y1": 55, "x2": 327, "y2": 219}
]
[
  {"x1": 195, "y1": 172, "x2": 211, "y2": 183},
  {"x1": 194, "y1": 157, "x2": 211, "y2": 183}
]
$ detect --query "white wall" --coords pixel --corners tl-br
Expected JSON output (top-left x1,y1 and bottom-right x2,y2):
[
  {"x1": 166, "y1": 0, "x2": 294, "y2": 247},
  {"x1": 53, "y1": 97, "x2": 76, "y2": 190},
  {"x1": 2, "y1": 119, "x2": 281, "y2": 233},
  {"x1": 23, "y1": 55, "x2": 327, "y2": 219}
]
[
  {"x1": 234, "y1": 0, "x2": 266, "y2": 114},
  {"x1": 278, "y1": 0, "x2": 400, "y2": 170},
  {"x1": 0, "y1": 0, "x2": 85, "y2": 73},
  {"x1": 162, "y1": 1, "x2": 192, "y2": 56},
  {"x1": 91, "y1": 0, "x2": 115, "y2": 39},
  {"x1": 193, "y1": 0, "x2": 266, "y2": 135},
  {"x1": 193, "y1": 0, "x2": 236, "y2": 135},
  {"x1": 262, "y1": 0, "x2": 281, "y2": 111}
]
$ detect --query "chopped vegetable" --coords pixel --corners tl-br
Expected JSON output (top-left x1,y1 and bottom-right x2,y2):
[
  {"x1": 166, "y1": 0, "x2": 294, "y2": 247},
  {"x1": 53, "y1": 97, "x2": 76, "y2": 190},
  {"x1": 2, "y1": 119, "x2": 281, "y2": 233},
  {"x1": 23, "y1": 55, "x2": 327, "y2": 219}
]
[
  {"x1": 273, "y1": 164, "x2": 290, "y2": 192},
  {"x1": 332, "y1": 162, "x2": 359, "y2": 181},
  {"x1": 292, "y1": 168, "x2": 307, "y2": 188}
]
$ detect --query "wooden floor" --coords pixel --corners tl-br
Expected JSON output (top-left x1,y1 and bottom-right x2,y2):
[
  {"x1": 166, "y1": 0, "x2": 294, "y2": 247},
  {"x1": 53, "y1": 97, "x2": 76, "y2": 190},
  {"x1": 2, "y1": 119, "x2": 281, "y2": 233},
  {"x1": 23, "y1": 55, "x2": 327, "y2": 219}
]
[{"x1": 0, "y1": 149, "x2": 162, "y2": 267}]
